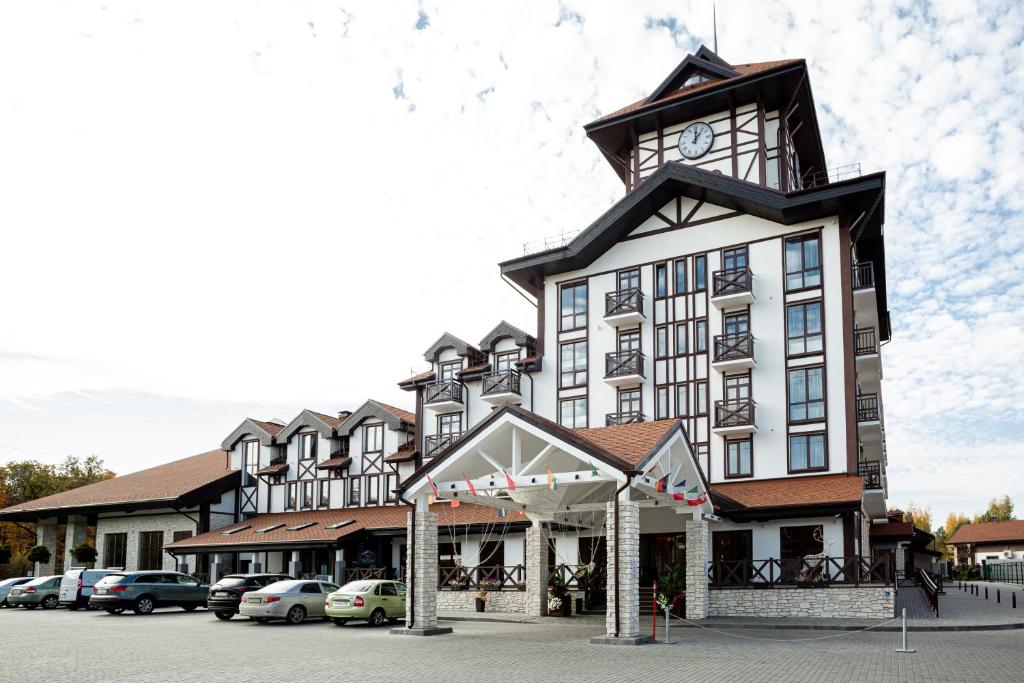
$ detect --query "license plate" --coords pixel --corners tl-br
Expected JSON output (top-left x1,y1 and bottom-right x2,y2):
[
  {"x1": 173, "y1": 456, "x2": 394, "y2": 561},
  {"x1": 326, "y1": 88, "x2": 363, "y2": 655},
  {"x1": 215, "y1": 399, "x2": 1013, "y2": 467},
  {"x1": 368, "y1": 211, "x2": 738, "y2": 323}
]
[
  {"x1": 96, "y1": 588, "x2": 107, "y2": 594},
  {"x1": 248, "y1": 597, "x2": 261, "y2": 604},
  {"x1": 215, "y1": 591, "x2": 229, "y2": 597},
  {"x1": 335, "y1": 600, "x2": 350, "y2": 607}
]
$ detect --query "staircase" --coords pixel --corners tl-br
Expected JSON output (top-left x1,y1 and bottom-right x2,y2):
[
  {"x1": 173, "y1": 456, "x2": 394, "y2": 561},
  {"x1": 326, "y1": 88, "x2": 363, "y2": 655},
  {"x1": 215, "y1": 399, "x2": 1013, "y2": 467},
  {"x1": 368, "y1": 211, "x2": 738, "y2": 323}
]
[{"x1": 639, "y1": 586, "x2": 656, "y2": 614}]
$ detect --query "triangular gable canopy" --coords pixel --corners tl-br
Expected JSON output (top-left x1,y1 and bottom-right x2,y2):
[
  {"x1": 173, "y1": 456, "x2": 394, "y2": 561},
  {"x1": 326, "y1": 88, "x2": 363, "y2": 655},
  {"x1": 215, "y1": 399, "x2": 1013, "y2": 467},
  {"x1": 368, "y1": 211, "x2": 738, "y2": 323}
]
[
  {"x1": 221, "y1": 418, "x2": 285, "y2": 450},
  {"x1": 478, "y1": 320, "x2": 536, "y2": 354},
  {"x1": 276, "y1": 409, "x2": 341, "y2": 443},
  {"x1": 338, "y1": 399, "x2": 415, "y2": 435},
  {"x1": 423, "y1": 332, "x2": 480, "y2": 362},
  {"x1": 646, "y1": 47, "x2": 739, "y2": 104}
]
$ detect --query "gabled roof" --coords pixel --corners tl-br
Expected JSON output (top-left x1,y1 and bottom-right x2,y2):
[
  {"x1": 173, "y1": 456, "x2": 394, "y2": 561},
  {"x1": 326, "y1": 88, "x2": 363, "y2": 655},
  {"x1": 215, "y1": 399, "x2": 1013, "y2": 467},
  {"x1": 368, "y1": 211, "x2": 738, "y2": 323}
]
[
  {"x1": 645, "y1": 47, "x2": 739, "y2": 104},
  {"x1": 423, "y1": 332, "x2": 479, "y2": 362},
  {"x1": 276, "y1": 409, "x2": 341, "y2": 443},
  {"x1": 0, "y1": 450, "x2": 239, "y2": 522},
  {"x1": 221, "y1": 418, "x2": 284, "y2": 450},
  {"x1": 478, "y1": 320, "x2": 535, "y2": 353},
  {"x1": 337, "y1": 399, "x2": 415, "y2": 434},
  {"x1": 948, "y1": 520, "x2": 1024, "y2": 545}
]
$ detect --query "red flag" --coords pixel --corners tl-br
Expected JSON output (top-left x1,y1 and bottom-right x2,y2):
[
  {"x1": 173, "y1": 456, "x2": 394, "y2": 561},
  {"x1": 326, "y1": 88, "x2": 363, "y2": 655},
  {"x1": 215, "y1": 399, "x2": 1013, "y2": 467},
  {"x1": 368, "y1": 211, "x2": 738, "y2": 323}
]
[
  {"x1": 685, "y1": 493, "x2": 708, "y2": 507},
  {"x1": 427, "y1": 475, "x2": 439, "y2": 498},
  {"x1": 503, "y1": 469, "x2": 516, "y2": 492},
  {"x1": 462, "y1": 473, "x2": 477, "y2": 496},
  {"x1": 655, "y1": 474, "x2": 670, "y2": 493},
  {"x1": 450, "y1": 499, "x2": 461, "y2": 508}
]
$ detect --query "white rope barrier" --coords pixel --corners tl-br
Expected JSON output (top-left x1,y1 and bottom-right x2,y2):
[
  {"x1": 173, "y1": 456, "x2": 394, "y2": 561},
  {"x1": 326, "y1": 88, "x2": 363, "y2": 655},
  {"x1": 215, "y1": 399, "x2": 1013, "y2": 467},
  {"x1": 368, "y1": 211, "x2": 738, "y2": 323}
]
[{"x1": 663, "y1": 611, "x2": 904, "y2": 643}]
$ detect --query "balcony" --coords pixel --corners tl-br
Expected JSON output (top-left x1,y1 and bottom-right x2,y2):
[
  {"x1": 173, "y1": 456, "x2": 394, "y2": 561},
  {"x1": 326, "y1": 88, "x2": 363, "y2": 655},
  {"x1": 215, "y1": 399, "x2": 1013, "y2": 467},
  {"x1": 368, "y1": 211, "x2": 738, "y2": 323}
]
[
  {"x1": 852, "y1": 262, "x2": 875, "y2": 290},
  {"x1": 856, "y1": 394, "x2": 880, "y2": 423},
  {"x1": 713, "y1": 398, "x2": 756, "y2": 435},
  {"x1": 604, "y1": 288, "x2": 645, "y2": 326},
  {"x1": 424, "y1": 433, "x2": 462, "y2": 459},
  {"x1": 854, "y1": 326, "x2": 882, "y2": 392},
  {"x1": 424, "y1": 380, "x2": 464, "y2": 412},
  {"x1": 604, "y1": 350, "x2": 645, "y2": 386},
  {"x1": 480, "y1": 369, "x2": 522, "y2": 405},
  {"x1": 857, "y1": 393, "x2": 884, "y2": 462},
  {"x1": 859, "y1": 461, "x2": 887, "y2": 518},
  {"x1": 711, "y1": 268, "x2": 754, "y2": 307},
  {"x1": 852, "y1": 261, "x2": 879, "y2": 330},
  {"x1": 605, "y1": 411, "x2": 645, "y2": 426},
  {"x1": 712, "y1": 333, "x2": 755, "y2": 372}
]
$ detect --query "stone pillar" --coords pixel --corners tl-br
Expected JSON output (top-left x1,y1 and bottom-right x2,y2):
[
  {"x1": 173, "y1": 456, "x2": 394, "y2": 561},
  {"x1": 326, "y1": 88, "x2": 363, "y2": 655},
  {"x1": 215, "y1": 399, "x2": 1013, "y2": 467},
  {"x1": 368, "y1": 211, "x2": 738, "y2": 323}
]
[
  {"x1": 685, "y1": 516, "x2": 710, "y2": 620},
  {"x1": 525, "y1": 522, "x2": 550, "y2": 617},
  {"x1": 63, "y1": 515, "x2": 89, "y2": 569},
  {"x1": 34, "y1": 519, "x2": 58, "y2": 576},
  {"x1": 860, "y1": 513, "x2": 871, "y2": 560},
  {"x1": 392, "y1": 506, "x2": 451, "y2": 636},
  {"x1": 895, "y1": 542, "x2": 907, "y2": 583},
  {"x1": 211, "y1": 553, "x2": 222, "y2": 584},
  {"x1": 597, "y1": 500, "x2": 640, "y2": 641},
  {"x1": 334, "y1": 549, "x2": 346, "y2": 585}
]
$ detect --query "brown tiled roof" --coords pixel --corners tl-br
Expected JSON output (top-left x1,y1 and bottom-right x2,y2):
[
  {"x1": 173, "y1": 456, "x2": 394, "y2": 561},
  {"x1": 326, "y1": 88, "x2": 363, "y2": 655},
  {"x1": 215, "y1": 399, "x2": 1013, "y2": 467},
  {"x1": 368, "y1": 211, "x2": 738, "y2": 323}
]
[
  {"x1": 166, "y1": 503, "x2": 515, "y2": 550},
  {"x1": 591, "y1": 59, "x2": 801, "y2": 125},
  {"x1": 385, "y1": 441, "x2": 418, "y2": 463},
  {"x1": 316, "y1": 456, "x2": 352, "y2": 470},
  {"x1": 374, "y1": 401, "x2": 415, "y2": 425},
  {"x1": 251, "y1": 419, "x2": 285, "y2": 436},
  {"x1": 0, "y1": 450, "x2": 237, "y2": 518},
  {"x1": 711, "y1": 474, "x2": 863, "y2": 511},
  {"x1": 308, "y1": 410, "x2": 343, "y2": 429},
  {"x1": 460, "y1": 362, "x2": 491, "y2": 377},
  {"x1": 575, "y1": 420, "x2": 679, "y2": 466},
  {"x1": 948, "y1": 520, "x2": 1024, "y2": 545},
  {"x1": 400, "y1": 369, "x2": 434, "y2": 386},
  {"x1": 255, "y1": 461, "x2": 289, "y2": 476}
]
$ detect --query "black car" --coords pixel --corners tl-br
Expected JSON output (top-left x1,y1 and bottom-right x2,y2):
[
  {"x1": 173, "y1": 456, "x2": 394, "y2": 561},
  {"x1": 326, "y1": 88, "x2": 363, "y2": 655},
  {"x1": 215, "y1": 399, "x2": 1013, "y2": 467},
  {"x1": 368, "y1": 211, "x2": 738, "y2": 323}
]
[{"x1": 208, "y1": 574, "x2": 293, "y2": 620}]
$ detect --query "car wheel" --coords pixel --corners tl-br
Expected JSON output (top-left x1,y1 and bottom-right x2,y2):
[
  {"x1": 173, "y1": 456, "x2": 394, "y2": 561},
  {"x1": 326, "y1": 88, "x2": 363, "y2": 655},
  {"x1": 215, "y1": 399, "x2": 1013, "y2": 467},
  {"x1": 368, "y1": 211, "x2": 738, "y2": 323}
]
[
  {"x1": 369, "y1": 608, "x2": 386, "y2": 627},
  {"x1": 42, "y1": 596, "x2": 59, "y2": 609},
  {"x1": 331, "y1": 618, "x2": 348, "y2": 626},
  {"x1": 215, "y1": 611, "x2": 234, "y2": 621},
  {"x1": 285, "y1": 605, "x2": 306, "y2": 625},
  {"x1": 133, "y1": 596, "x2": 156, "y2": 615},
  {"x1": 105, "y1": 608, "x2": 125, "y2": 615}
]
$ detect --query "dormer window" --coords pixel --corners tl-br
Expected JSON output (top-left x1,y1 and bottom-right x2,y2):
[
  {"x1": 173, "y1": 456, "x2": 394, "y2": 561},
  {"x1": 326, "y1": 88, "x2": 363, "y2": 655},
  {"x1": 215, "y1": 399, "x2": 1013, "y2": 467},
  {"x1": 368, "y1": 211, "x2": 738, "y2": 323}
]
[
  {"x1": 683, "y1": 72, "x2": 713, "y2": 87},
  {"x1": 299, "y1": 433, "x2": 317, "y2": 461},
  {"x1": 363, "y1": 424, "x2": 384, "y2": 453},
  {"x1": 242, "y1": 441, "x2": 259, "y2": 485},
  {"x1": 438, "y1": 360, "x2": 461, "y2": 381},
  {"x1": 493, "y1": 350, "x2": 518, "y2": 373}
]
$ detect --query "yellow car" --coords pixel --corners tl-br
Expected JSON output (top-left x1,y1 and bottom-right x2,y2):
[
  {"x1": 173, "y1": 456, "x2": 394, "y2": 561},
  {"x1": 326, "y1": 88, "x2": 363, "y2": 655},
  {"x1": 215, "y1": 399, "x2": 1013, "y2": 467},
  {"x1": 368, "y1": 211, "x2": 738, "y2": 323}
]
[{"x1": 325, "y1": 579, "x2": 405, "y2": 626}]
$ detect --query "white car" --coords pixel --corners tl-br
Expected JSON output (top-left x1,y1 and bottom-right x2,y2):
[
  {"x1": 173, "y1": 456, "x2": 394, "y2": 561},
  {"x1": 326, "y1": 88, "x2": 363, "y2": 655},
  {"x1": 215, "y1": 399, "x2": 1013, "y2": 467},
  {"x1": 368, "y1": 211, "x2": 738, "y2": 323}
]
[
  {"x1": 238, "y1": 579, "x2": 339, "y2": 624},
  {"x1": 0, "y1": 577, "x2": 33, "y2": 608},
  {"x1": 59, "y1": 568, "x2": 121, "y2": 609}
]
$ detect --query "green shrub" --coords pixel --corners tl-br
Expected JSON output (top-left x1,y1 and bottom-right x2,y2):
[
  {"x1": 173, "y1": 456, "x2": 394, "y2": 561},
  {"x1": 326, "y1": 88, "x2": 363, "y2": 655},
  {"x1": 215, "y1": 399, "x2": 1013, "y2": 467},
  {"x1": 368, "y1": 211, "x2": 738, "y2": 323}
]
[
  {"x1": 70, "y1": 543, "x2": 98, "y2": 564},
  {"x1": 26, "y1": 545, "x2": 51, "y2": 565}
]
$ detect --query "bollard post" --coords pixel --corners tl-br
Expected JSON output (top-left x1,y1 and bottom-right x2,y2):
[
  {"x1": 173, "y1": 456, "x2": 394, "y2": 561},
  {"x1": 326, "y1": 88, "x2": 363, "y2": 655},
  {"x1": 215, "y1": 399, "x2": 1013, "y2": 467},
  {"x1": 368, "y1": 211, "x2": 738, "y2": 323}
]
[
  {"x1": 997, "y1": 589, "x2": 1000, "y2": 604},
  {"x1": 985, "y1": 587, "x2": 989, "y2": 600},
  {"x1": 1013, "y1": 593, "x2": 1017, "y2": 609},
  {"x1": 894, "y1": 607, "x2": 915, "y2": 653},
  {"x1": 664, "y1": 603, "x2": 672, "y2": 645},
  {"x1": 652, "y1": 580, "x2": 657, "y2": 643}
]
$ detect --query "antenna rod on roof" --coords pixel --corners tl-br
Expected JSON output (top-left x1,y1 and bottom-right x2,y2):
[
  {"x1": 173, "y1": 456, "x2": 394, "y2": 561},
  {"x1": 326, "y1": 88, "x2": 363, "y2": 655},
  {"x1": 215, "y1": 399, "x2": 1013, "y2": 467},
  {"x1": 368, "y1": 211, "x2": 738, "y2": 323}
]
[{"x1": 713, "y1": 2, "x2": 719, "y2": 53}]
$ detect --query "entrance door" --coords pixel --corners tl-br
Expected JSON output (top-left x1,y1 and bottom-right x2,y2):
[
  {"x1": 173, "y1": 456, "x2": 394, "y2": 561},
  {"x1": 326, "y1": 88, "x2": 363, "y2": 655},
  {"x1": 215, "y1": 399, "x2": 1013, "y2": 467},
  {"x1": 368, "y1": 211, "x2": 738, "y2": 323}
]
[
  {"x1": 579, "y1": 536, "x2": 607, "y2": 610},
  {"x1": 712, "y1": 530, "x2": 753, "y2": 586}
]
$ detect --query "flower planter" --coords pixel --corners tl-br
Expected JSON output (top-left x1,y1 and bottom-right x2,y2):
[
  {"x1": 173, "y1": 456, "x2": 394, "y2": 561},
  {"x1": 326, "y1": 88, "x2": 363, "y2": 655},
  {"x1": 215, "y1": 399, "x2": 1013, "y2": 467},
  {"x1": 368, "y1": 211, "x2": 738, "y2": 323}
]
[{"x1": 474, "y1": 598, "x2": 486, "y2": 613}]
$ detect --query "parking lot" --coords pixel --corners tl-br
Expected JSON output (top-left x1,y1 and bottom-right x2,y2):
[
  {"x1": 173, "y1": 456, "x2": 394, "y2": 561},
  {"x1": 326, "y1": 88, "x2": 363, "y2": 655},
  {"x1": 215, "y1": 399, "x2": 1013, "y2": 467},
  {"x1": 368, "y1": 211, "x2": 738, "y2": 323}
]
[{"x1": 3, "y1": 606, "x2": 1024, "y2": 681}]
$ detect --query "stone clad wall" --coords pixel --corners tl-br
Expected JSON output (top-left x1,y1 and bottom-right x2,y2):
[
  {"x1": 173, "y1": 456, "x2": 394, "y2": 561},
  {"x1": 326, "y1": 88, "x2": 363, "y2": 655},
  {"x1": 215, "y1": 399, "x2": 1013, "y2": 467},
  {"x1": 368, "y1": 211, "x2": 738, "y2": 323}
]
[
  {"x1": 437, "y1": 590, "x2": 527, "y2": 612},
  {"x1": 709, "y1": 586, "x2": 895, "y2": 619}
]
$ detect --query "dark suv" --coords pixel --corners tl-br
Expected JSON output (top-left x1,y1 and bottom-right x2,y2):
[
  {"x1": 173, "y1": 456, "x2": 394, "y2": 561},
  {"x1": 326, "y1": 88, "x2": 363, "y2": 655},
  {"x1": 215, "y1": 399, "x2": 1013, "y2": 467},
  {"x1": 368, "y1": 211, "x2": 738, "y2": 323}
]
[
  {"x1": 89, "y1": 571, "x2": 209, "y2": 615},
  {"x1": 208, "y1": 573, "x2": 293, "y2": 621}
]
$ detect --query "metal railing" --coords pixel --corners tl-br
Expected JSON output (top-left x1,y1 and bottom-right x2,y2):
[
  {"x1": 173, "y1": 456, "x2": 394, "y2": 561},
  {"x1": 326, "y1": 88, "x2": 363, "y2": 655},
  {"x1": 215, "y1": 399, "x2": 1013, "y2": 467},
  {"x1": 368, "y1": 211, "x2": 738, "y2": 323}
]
[
  {"x1": 481, "y1": 369, "x2": 521, "y2": 397},
  {"x1": 424, "y1": 433, "x2": 462, "y2": 458},
  {"x1": 714, "y1": 398, "x2": 755, "y2": 429},
  {"x1": 852, "y1": 262, "x2": 875, "y2": 290},
  {"x1": 713, "y1": 333, "x2": 754, "y2": 363},
  {"x1": 919, "y1": 568, "x2": 940, "y2": 617},
  {"x1": 856, "y1": 394, "x2": 880, "y2": 422},
  {"x1": 802, "y1": 162, "x2": 863, "y2": 189},
  {"x1": 984, "y1": 561, "x2": 1024, "y2": 585},
  {"x1": 605, "y1": 287, "x2": 644, "y2": 317},
  {"x1": 439, "y1": 565, "x2": 526, "y2": 591},
  {"x1": 522, "y1": 229, "x2": 583, "y2": 256},
  {"x1": 605, "y1": 350, "x2": 644, "y2": 379},
  {"x1": 858, "y1": 461, "x2": 882, "y2": 489},
  {"x1": 712, "y1": 268, "x2": 752, "y2": 297},
  {"x1": 707, "y1": 555, "x2": 891, "y2": 588},
  {"x1": 606, "y1": 411, "x2": 645, "y2": 426},
  {"x1": 854, "y1": 327, "x2": 877, "y2": 356},
  {"x1": 424, "y1": 379, "x2": 463, "y2": 405}
]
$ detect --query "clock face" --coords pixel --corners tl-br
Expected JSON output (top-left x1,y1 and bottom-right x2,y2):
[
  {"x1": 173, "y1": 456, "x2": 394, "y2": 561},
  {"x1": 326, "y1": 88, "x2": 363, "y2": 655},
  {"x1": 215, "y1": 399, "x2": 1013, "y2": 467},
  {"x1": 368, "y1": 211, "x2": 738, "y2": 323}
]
[{"x1": 677, "y1": 122, "x2": 714, "y2": 159}]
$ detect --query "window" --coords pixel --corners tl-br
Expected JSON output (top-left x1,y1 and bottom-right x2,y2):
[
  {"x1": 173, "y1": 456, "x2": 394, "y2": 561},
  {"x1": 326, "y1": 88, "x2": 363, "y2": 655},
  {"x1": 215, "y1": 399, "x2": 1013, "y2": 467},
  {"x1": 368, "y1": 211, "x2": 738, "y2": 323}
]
[
  {"x1": 286, "y1": 483, "x2": 297, "y2": 510},
  {"x1": 656, "y1": 387, "x2": 669, "y2": 420},
  {"x1": 242, "y1": 440, "x2": 259, "y2": 484},
  {"x1": 722, "y1": 246, "x2": 748, "y2": 272},
  {"x1": 349, "y1": 477, "x2": 362, "y2": 506},
  {"x1": 379, "y1": 582, "x2": 399, "y2": 597},
  {"x1": 724, "y1": 374, "x2": 751, "y2": 401},
  {"x1": 363, "y1": 424, "x2": 384, "y2": 453},
  {"x1": 138, "y1": 531, "x2": 164, "y2": 571},
  {"x1": 439, "y1": 543, "x2": 462, "y2": 569},
  {"x1": 789, "y1": 433, "x2": 827, "y2": 472},
  {"x1": 493, "y1": 350, "x2": 518, "y2": 373},
  {"x1": 674, "y1": 259, "x2": 687, "y2": 294},
  {"x1": 319, "y1": 480, "x2": 330, "y2": 508},
  {"x1": 655, "y1": 263, "x2": 667, "y2": 298},
  {"x1": 560, "y1": 281, "x2": 588, "y2": 330},
  {"x1": 618, "y1": 330, "x2": 640, "y2": 352},
  {"x1": 786, "y1": 302, "x2": 823, "y2": 355},
  {"x1": 780, "y1": 525, "x2": 824, "y2": 560},
  {"x1": 438, "y1": 360, "x2": 461, "y2": 381},
  {"x1": 725, "y1": 439, "x2": 753, "y2": 478},
  {"x1": 785, "y1": 234, "x2": 822, "y2": 291},
  {"x1": 438, "y1": 413, "x2": 462, "y2": 436},
  {"x1": 655, "y1": 326, "x2": 668, "y2": 359},
  {"x1": 172, "y1": 530, "x2": 192, "y2": 544},
  {"x1": 788, "y1": 366, "x2": 825, "y2": 422},
  {"x1": 695, "y1": 319, "x2": 707, "y2": 352},
  {"x1": 617, "y1": 268, "x2": 640, "y2": 292},
  {"x1": 103, "y1": 533, "x2": 127, "y2": 569},
  {"x1": 386, "y1": 473, "x2": 398, "y2": 503},
  {"x1": 366, "y1": 475, "x2": 379, "y2": 505},
  {"x1": 675, "y1": 384, "x2": 689, "y2": 417},
  {"x1": 299, "y1": 433, "x2": 317, "y2": 461},
  {"x1": 618, "y1": 389, "x2": 641, "y2": 415},
  {"x1": 559, "y1": 397, "x2": 587, "y2": 429},
  {"x1": 695, "y1": 381, "x2": 708, "y2": 414},
  {"x1": 559, "y1": 341, "x2": 587, "y2": 387},
  {"x1": 723, "y1": 312, "x2": 749, "y2": 336},
  {"x1": 674, "y1": 323, "x2": 687, "y2": 355},
  {"x1": 301, "y1": 481, "x2": 314, "y2": 509},
  {"x1": 694, "y1": 255, "x2": 706, "y2": 291}
]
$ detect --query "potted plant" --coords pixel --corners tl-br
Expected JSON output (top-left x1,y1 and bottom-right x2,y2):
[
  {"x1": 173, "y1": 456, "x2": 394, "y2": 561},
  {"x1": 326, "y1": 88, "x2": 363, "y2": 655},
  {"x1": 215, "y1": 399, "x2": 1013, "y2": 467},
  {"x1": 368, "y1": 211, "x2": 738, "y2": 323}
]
[
  {"x1": 69, "y1": 543, "x2": 98, "y2": 566},
  {"x1": 447, "y1": 577, "x2": 467, "y2": 591},
  {"x1": 26, "y1": 545, "x2": 50, "y2": 567},
  {"x1": 479, "y1": 576, "x2": 502, "y2": 591},
  {"x1": 475, "y1": 589, "x2": 487, "y2": 612},
  {"x1": 658, "y1": 564, "x2": 685, "y2": 616},
  {"x1": 547, "y1": 592, "x2": 563, "y2": 616}
]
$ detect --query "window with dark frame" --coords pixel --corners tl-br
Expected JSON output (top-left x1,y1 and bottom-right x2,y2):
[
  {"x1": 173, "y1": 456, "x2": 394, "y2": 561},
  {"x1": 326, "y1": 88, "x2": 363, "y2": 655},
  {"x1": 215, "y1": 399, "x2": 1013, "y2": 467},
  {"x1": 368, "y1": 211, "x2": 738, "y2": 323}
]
[
  {"x1": 493, "y1": 350, "x2": 518, "y2": 373},
  {"x1": 559, "y1": 281, "x2": 588, "y2": 330},
  {"x1": 438, "y1": 412, "x2": 462, "y2": 436},
  {"x1": 722, "y1": 246, "x2": 748, "y2": 272},
  {"x1": 301, "y1": 481, "x2": 314, "y2": 509},
  {"x1": 655, "y1": 263, "x2": 667, "y2": 298},
  {"x1": 656, "y1": 387, "x2": 669, "y2": 420},
  {"x1": 138, "y1": 531, "x2": 164, "y2": 571},
  {"x1": 438, "y1": 360, "x2": 461, "y2": 381},
  {"x1": 349, "y1": 477, "x2": 362, "y2": 506},
  {"x1": 724, "y1": 373, "x2": 751, "y2": 401},
  {"x1": 617, "y1": 268, "x2": 640, "y2": 292},
  {"x1": 103, "y1": 532, "x2": 127, "y2": 569},
  {"x1": 786, "y1": 301, "x2": 823, "y2": 355},
  {"x1": 674, "y1": 322, "x2": 687, "y2": 355},
  {"x1": 319, "y1": 480, "x2": 330, "y2": 508},
  {"x1": 366, "y1": 474, "x2": 379, "y2": 505},
  {"x1": 559, "y1": 341, "x2": 587, "y2": 387},
  {"x1": 780, "y1": 525, "x2": 824, "y2": 559},
  {"x1": 363, "y1": 423, "x2": 384, "y2": 453},
  {"x1": 655, "y1": 326, "x2": 668, "y2": 359},
  {"x1": 299, "y1": 433, "x2": 317, "y2": 461},
  {"x1": 675, "y1": 383, "x2": 689, "y2": 417},
  {"x1": 172, "y1": 530, "x2": 192, "y2": 544},
  {"x1": 725, "y1": 439, "x2": 753, "y2": 478},
  {"x1": 723, "y1": 311, "x2": 749, "y2": 336},
  {"x1": 694, "y1": 255, "x2": 707, "y2": 290},
  {"x1": 785, "y1": 233, "x2": 822, "y2": 291},
  {"x1": 789, "y1": 433, "x2": 827, "y2": 472},
  {"x1": 242, "y1": 440, "x2": 259, "y2": 485},
  {"x1": 618, "y1": 330, "x2": 640, "y2": 352},
  {"x1": 559, "y1": 397, "x2": 587, "y2": 429},
  {"x1": 788, "y1": 366, "x2": 825, "y2": 422},
  {"x1": 674, "y1": 259, "x2": 687, "y2": 294},
  {"x1": 286, "y1": 482, "x2": 297, "y2": 510},
  {"x1": 618, "y1": 388, "x2": 641, "y2": 416},
  {"x1": 695, "y1": 319, "x2": 707, "y2": 352},
  {"x1": 696, "y1": 381, "x2": 708, "y2": 414},
  {"x1": 386, "y1": 473, "x2": 398, "y2": 503}
]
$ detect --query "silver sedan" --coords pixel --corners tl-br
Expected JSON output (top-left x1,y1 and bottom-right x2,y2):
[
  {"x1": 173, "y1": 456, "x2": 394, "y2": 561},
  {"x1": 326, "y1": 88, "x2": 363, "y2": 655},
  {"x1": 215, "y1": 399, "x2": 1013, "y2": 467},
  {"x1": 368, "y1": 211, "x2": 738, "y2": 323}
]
[{"x1": 238, "y1": 579, "x2": 339, "y2": 624}]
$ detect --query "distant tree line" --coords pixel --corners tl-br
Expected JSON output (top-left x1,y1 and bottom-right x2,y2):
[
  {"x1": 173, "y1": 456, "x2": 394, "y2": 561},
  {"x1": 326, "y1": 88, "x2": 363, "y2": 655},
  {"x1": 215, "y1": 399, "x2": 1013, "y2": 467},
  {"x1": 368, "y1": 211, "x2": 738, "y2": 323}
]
[{"x1": 896, "y1": 495, "x2": 1015, "y2": 563}]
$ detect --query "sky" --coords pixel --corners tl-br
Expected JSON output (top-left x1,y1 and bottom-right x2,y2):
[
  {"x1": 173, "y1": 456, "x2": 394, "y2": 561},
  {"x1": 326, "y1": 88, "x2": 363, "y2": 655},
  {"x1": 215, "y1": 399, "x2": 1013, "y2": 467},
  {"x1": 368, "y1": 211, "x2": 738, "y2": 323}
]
[{"x1": 0, "y1": 1, "x2": 1021, "y2": 527}]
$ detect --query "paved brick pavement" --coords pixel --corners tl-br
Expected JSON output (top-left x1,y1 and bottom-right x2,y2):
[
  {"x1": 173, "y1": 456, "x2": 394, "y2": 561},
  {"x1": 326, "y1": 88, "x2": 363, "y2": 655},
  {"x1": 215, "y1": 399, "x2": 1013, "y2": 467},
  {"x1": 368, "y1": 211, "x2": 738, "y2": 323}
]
[{"x1": 2, "y1": 605, "x2": 1023, "y2": 682}]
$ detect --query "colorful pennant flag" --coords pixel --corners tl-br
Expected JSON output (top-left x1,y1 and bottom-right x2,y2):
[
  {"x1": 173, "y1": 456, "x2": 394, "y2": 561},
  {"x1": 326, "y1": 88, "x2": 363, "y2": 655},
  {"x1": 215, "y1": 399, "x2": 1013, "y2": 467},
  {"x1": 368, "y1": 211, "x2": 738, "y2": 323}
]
[
  {"x1": 427, "y1": 475, "x2": 439, "y2": 498},
  {"x1": 684, "y1": 485, "x2": 707, "y2": 506},
  {"x1": 497, "y1": 508, "x2": 508, "y2": 518},
  {"x1": 590, "y1": 463, "x2": 599, "y2": 478},
  {"x1": 450, "y1": 499, "x2": 461, "y2": 508},
  {"x1": 546, "y1": 466, "x2": 554, "y2": 490},
  {"x1": 503, "y1": 469, "x2": 516, "y2": 492},
  {"x1": 462, "y1": 473, "x2": 477, "y2": 496},
  {"x1": 655, "y1": 474, "x2": 670, "y2": 493}
]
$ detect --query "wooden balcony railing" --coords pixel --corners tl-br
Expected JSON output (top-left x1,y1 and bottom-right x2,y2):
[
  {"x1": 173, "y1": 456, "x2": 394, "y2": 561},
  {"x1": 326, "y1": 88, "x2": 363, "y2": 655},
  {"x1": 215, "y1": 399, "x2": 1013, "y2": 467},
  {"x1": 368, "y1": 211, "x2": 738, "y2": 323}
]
[
  {"x1": 605, "y1": 287, "x2": 644, "y2": 317},
  {"x1": 481, "y1": 369, "x2": 521, "y2": 397},
  {"x1": 605, "y1": 411, "x2": 645, "y2": 426},
  {"x1": 713, "y1": 332, "x2": 754, "y2": 363},
  {"x1": 707, "y1": 555, "x2": 892, "y2": 588},
  {"x1": 856, "y1": 394, "x2": 880, "y2": 422},
  {"x1": 548, "y1": 563, "x2": 607, "y2": 591},
  {"x1": 714, "y1": 398, "x2": 755, "y2": 429},
  {"x1": 343, "y1": 566, "x2": 387, "y2": 582},
  {"x1": 439, "y1": 565, "x2": 526, "y2": 591},
  {"x1": 854, "y1": 327, "x2": 877, "y2": 356},
  {"x1": 424, "y1": 379, "x2": 463, "y2": 405},
  {"x1": 424, "y1": 432, "x2": 462, "y2": 458},
  {"x1": 712, "y1": 268, "x2": 752, "y2": 297},
  {"x1": 852, "y1": 262, "x2": 875, "y2": 290},
  {"x1": 605, "y1": 350, "x2": 644, "y2": 379},
  {"x1": 858, "y1": 461, "x2": 882, "y2": 489}
]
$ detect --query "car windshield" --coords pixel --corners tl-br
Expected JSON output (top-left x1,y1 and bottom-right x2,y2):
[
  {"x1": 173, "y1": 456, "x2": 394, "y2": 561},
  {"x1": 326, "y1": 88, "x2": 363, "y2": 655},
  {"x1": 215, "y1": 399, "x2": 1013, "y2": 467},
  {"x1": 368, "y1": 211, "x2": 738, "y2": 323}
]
[
  {"x1": 261, "y1": 580, "x2": 303, "y2": 593},
  {"x1": 337, "y1": 581, "x2": 375, "y2": 594},
  {"x1": 212, "y1": 577, "x2": 247, "y2": 588},
  {"x1": 94, "y1": 574, "x2": 128, "y2": 587}
]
